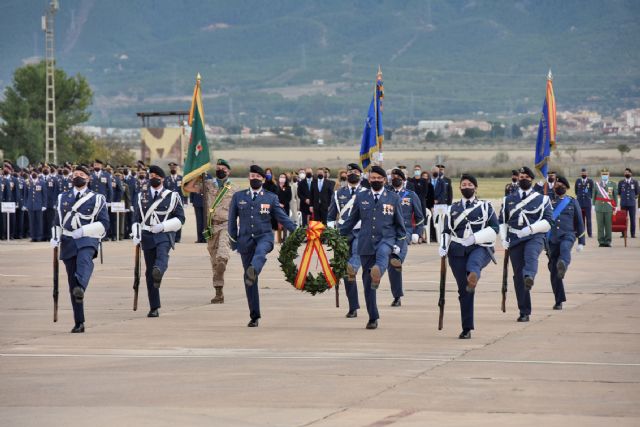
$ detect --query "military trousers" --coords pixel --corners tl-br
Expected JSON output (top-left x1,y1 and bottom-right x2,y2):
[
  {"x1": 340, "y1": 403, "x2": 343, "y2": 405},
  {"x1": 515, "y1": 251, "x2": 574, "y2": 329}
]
[
  {"x1": 142, "y1": 241, "x2": 171, "y2": 310},
  {"x1": 580, "y1": 205, "x2": 592, "y2": 237},
  {"x1": 342, "y1": 233, "x2": 361, "y2": 312},
  {"x1": 388, "y1": 239, "x2": 408, "y2": 299},
  {"x1": 359, "y1": 243, "x2": 393, "y2": 321},
  {"x1": 206, "y1": 226, "x2": 230, "y2": 288},
  {"x1": 621, "y1": 206, "x2": 636, "y2": 238},
  {"x1": 62, "y1": 246, "x2": 96, "y2": 325},
  {"x1": 509, "y1": 235, "x2": 545, "y2": 316},
  {"x1": 239, "y1": 236, "x2": 275, "y2": 320},
  {"x1": 448, "y1": 246, "x2": 492, "y2": 331},
  {"x1": 28, "y1": 209, "x2": 43, "y2": 241},
  {"x1": 595, "y1": 210, "x2": 612, "y2": 245},
  {"x1": 548, "y1": 240, "x2": 574, "y2": 305}
]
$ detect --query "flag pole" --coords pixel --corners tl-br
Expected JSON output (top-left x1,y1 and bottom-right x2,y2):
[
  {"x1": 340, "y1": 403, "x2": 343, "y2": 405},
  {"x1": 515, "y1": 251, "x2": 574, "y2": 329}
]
[{"x1": 376, "y1": 65, "x2": 383, "y2": 167}]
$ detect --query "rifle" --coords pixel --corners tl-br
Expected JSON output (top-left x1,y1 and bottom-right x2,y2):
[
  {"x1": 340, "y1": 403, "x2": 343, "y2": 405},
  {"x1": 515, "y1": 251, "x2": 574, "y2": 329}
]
[
  {"x1": 133, "y1": 243, "x2": 141, "y2": 311},
  {"x1": 99, "y1": 241, "x2": 104, "y2": 264},
  {"x1": 335, "y1": 281, "x2": 340, "y2": 308},
  {"x1": 438, "y1": 254, "x2": 446, "y2": 330},
  {"x1": 501, "y1": 249, "x2": 509, "y2": 313},
  {"x1": 53, "y1": 245, "x2": 59, "y2": 322}
]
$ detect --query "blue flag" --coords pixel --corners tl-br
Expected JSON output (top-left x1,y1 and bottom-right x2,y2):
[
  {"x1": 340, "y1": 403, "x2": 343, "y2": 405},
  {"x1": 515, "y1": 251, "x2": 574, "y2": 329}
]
[
  {"x1": 535, "y1": 75, "x2": 556, "y2": 178},
  {"x1": 360, "y1": 70, "x2": 384, "y2": 170}
]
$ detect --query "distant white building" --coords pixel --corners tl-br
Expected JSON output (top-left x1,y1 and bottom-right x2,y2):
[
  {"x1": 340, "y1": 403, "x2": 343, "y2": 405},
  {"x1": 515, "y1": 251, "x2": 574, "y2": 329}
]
[{"x1": 417, "y1": 120, "x2": 453, "y2": 133}]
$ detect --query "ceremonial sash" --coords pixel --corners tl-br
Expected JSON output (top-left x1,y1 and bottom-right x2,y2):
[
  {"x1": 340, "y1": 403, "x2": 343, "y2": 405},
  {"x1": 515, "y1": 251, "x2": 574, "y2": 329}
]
[
  {"x1": 208, "y1": 182, "x2": 231, "y2": 214},
  {"x1": 294, "y1": 221, "x2": 337, "y2": 290},
  {"x1": 139, "y1": 189, "x2": 171, "y2": 226},
  {"x1": 595, "y1": 182, "x2": 616, "y2": 208},
  {"x1": 552, "y1": 197, "x2": 572, "y2": 221}
]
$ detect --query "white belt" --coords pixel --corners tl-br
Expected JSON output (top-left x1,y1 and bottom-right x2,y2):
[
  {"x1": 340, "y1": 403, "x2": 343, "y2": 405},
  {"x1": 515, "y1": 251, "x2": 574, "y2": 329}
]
[
  {"x1": 62, "y1": 230, "x2": 76, "y2": 237},
  {"x1": 508, "y1": 226, "x2": 525, "y2": 233},
  {"x1": 450, "y1": 235, "x2": 466, "y2": 244},
  {"x1": 141, "y1": 225, "x2": 153, "y2": 232}
]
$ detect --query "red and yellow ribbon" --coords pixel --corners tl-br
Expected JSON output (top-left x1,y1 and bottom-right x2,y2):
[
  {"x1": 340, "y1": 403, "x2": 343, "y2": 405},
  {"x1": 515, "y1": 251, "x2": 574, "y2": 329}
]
[{"x1": 294, "y1": 221, "x2": 338, "y2": 290}]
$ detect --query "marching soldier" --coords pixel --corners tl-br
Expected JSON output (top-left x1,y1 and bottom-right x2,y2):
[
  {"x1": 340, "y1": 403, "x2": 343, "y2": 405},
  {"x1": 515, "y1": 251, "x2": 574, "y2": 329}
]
[
  {"x1": 440, "y1": 174, "x2": 498, "y2": 338},
  {"x1": 618, "y1": 168, "x2": 638, "y2": 238},
  {"x1": 339, "y1": 165, "x2": 407, "y2": 329},
  {"x1": 228, "y1": 165, "x2": 297, "y2": 327},
  {"x1": 387, "y1": 168, "x2": 424, "y2": 307},
  {"x1": 25, "y1": 169, "x2": 48, "y2": 242},
  {"x1": 574, "y1": 168, "x2": 594, "y2": 238},
  {"x1": 499, "y1": 166, "x2": 553, "y2": 322},
  {"x1": 43, "y1": 165, "x2": 59, "y2": 240},
  {"x1": 108, "y1": 166, "x2": 123, "y2": 241},
  {"x1": 131, "y1": 165, "x2": 185, "y2": 318},
  {"x1": 504, "y1": 169, "x2": 519, "y2": 196},
  {"x1": 534, "y1": 170, "x2": 558, "y2": 201},
  {"x1": 50, "y1": 165, "x2": 109, "y2": 333},
  {"x1": 184, "y1": 159, "x2": 236, "y2": 304},
  {"x1": 592, "y1": 168, "x2": 617, "y2": 247},
  {"x1": 547, "y1": 176, "x2": 585, "y2": 310},
  {"x1": 327, "y1": 163, "x2": 366, "y2": 318}
]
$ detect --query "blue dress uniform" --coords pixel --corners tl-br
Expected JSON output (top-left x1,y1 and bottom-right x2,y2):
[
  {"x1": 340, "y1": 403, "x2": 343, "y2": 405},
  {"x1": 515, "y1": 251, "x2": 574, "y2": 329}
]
[
  {"x1": 16, "y1": 175, "x2": 27, "y2": 238},
  {"x1": 534, "y1": 181, "x2": 558, "y2": 202},
  {"x1": 190, "y1": 174, "x2": 212, "y2": 243},
  {"x1": 124, "y1": 174, "x2": 138, "y2": 237},
  {"x1": 574, "y1": 176, "x2": 594, "y2": 238},
  {"x1": 89, "y1": 170, "x2": 113, "y2": 209},
  {"x1": 387, "y1": 187, "x2": 424, "y2": 301},
  {"x1": 229, "y1": 187, "x2": 296, "y2": 323},
  {"x1": 133, "y1": 186, "x2": 185, "y2": 312},
  {"x1": 54, "y1": 187, "x2": 109, "y2": 328},
  {"x1": 443, "y1": 197, "x2": 498, "y2": 333},
  {"x1": 618, "y1": 177, "x2": 639, "y2": 238},
  {"x1": 327, "y1": 184, "x2": 366, "y2": 315},
  {"x1": 44, "y1": 173, "x2": 59, "y2": 240},
  {"x1": 339, "y1": 188, "x2": 407, "y2": 324},
  {"x1": 25, "y1": 176, "x2": 48, "y2": 241},
  {"x1": 499, "y1": 182, "x2": 553, "y2": 320},
  {"x1": 0, "y1": 176, "x2": 4, "y2": 238},
  {"x1": 547, "y1": 195, "x2": 585, "y2": 307},
  {"x1": 164, "y1": 173, "x2": 184, "y2": 242},
  {"x1": 108, "y1": 175, "x2": 124, "y2": 240}
]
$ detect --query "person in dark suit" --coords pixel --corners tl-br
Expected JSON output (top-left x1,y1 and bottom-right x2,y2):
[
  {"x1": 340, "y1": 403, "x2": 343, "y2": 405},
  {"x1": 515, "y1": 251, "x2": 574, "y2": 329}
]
[
  {"x1": 311, "y1": 167, "x2": 333, "y2": 224},
  {"x1": 422, "y1": 170, "x2": 436, "y2": 241},
  {"x1": 297, "y1": 167, "x2": 314, "y2": 226},
  {"x1": 276, "y1": 173, "x2": 292, "y2": 242},
  {"x1": 574, "y1": 168, "x2": 594, "y2": 238},
  {"x1": 437, "y1": 164, "x2": 453, "y2": 206},
  {"x1": 408, "y1": 164, "x2": 428, "y2": 216}
]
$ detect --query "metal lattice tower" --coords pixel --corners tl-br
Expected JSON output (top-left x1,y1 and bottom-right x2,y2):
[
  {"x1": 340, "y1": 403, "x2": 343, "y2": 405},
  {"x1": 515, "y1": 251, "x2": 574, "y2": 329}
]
[{"x1": 43, "y1": 0, "x2": 59, "y2": 164}]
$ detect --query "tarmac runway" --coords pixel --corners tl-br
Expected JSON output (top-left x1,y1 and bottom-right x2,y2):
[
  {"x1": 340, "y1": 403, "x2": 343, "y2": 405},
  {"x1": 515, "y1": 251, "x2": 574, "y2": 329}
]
[{"x1": 1, "y1": 208, "x2": 639, "y2": 426}]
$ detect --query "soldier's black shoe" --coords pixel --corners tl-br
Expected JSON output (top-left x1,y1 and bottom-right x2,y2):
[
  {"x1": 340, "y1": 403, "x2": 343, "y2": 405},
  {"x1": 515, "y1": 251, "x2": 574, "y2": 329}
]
[
  {"x1": 556, "y1": 260, "x2": 567, "y2": 280},
  {"x1": 517, "y1": 314, "x2": 530, "y2": 322},
  {"x1": 152, "y1": 267, "x2": 163, "y2": 289},
  {"x1": 459, "y1": 329, "x2": 471, "y2": 339},
  {"x1": 247, "y1": 319, "x2": 259, "y2": 327},
  {"x1": 553, "y1": 303, "x2": 563, "y2": 310},
  {"x1": 524, "y1": 276, "x2": 534, "y2": 290},
  {"x1": 390, "y1": 254, "x2": 402, "y2": 271},
  {"x1": 147, "y1": 309, "x2": 159, "y2": 318},
  {"x1": 370, "y1": 265, "x2": 382, "y2": 290},
  {"x1": 72, "y1": 286, "x2": 84, "y2": 303},
  {"x1": 346, "y1": 264, "x2": 357, "y2": 282},
  {"x1": 71, "y1": 323, "x2": 85, "y2": 333},
  {"x1": 365, "y1": 320, "x2": 378, "y2": 329},
  {"x1": 391, "y1": 298, "x2": 401, "y2": 307},
  {"x1": 245, "y1": 266, "x2": 257, "y2": 287},
  {"x1": 345, "y1": 310, "x2": 357, "y2": 318}
]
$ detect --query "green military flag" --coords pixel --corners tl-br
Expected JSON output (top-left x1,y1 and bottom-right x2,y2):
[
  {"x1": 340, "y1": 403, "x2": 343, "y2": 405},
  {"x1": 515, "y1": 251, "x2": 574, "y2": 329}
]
[{"x1": 182, "y1": 73, "x2": 211, "y2": 193}]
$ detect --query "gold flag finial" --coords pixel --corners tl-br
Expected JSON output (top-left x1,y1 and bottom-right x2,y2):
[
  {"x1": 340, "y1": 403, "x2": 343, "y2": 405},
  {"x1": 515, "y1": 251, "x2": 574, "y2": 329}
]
[
  {"x1": 547, "y1": 69, "x2": 553, "y2": 81},
  {"x1": 196, "y1": 73, "x2": 202, "y2": 82},
  {"x1": 377, "y1": 65, "x2": 382, "y2": 80}
]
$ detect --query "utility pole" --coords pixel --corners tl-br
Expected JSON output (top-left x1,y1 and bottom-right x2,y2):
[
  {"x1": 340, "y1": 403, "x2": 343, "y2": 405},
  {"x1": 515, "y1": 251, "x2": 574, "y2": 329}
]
[{"x1": 43, "y1": 0, "x2": 59, "y2": 164}]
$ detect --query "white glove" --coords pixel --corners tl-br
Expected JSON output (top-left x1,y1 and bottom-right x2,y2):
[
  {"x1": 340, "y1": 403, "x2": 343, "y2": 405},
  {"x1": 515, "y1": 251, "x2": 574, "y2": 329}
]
[
  {"x1": 514, "y1": 226, "x2": 532, "y2": 238},
  {"x1": 22, "y1": 206, "x2": 27, "y2": 211},
  {"x1": 71, "y1": 228, "x2": 83, "y2": 239},
  {"x1": 576, "y1": 244, "x2": 584, "y2": 253},
  {"x1": 327, "y1": 221, "x2": 336, "y2": 229},
  {"x1": 133, "y1": 236, "x2": 141, "y2": 245},
  {"x1": 41, "y1": 207, "x2": 46, "y2": 211},
  {"x1": 502, "y1": 239, "x2": 509, "y2": 249},
  {"x1": 130, "y1": 206, "x2": 135, "y2": 212},
  {"x1": 411, "y1": 233, "x2": 419, "y2": 244},
  {"x1": 393, "y1": 245, "x2": 401, "y2": 255},
  {"x1": 151, "y1": 223, "x2": 164, "y2": 233},
  {"x1": 438, "y1": 247, "x2": 447, "y2": 257},
  {"x1": 49, "y1": 238, "x2": 59, "y2": 248},
  {"x1": 461, "y1": 235, "x2": 476, "y2": 247},
  {"x1": 106, "y1": 203, "x2": 111, "y2": 208}
]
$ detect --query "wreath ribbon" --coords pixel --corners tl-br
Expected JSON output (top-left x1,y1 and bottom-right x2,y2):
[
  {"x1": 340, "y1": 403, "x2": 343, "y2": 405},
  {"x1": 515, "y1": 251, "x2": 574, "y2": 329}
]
[{"x1": 294, "y1": 221, "x2": 338, "y2": 289}]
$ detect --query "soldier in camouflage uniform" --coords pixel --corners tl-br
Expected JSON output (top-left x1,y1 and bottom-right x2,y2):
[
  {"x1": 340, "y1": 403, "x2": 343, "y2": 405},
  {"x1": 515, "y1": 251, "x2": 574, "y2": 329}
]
[{"x1": 190, "y1": 159, "x2": 236, "y2": 304}]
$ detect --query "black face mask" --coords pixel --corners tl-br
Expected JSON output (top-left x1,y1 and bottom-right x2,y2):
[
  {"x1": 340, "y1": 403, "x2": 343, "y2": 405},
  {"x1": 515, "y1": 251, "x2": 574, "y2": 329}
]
[
  {"x1": 555, "y1": 186, "x2": 566, "y2": 196},
  {"x1": 170, "y1": 169, "x2": 177, "y2": 175},
  {"x1": 519, "y1": 179, "x2": 532, "y2": 190},
  {"x1": 149, "y1": 177, "x2": 162, "y2": 188},
  {"x1": 370, "y1": 181, "x2": 384, "y2": 191},
  {"x1": 31, "y1": 173, "x2": 38, "y2": 179},
  {"x1": 138, "y1": 176, "x2": 146, "y2": 181},
  {"x1": 43, "y1": 170, "x2": 49, "y2": 175},
  {"x1": 461, "y1": 188, "x2": 475, "y2": 199},
  {"x1": 512, "y1": 177, "x2": 518, "y2": 183},
  {"x1": 347, "y1": 174, "x2": 360, "y2": 184},
  {"x1": 94, "y1": 167, "x2": 101, "y2": 173},
  {"x1": 249, "y1": 178, "x2": 263, "y2": 190},
  {"x1": 391, "y1": 178, "x2": 403, "y2": 188},
  {"x1": 581, "y1": 175, "x2": 587, "y2": 179},
  {"x1": 62, "y1": 170, "x2": 69, "y2": 176},
  {"x1": 215, "y1": 169, "x2": 227, "y2": 179},
  {"x1": 317, "y1": 174, "x2": 324, "y2": 179},
  {"x1": 123, "y1": 169, "x2": 129, "y2": 175},
  {"x1": 624, "y1": 174, "x2": 631, "y2": 179},
  {"x1": 340, "y1": 176, "x2": 347, "y2": 182},
  {"x1": 72, "y1": 176, "x2": 86, "y2": 188},
  {"x1": 548, "y1": 177, "x2": 555, "y2": 183},
  {"x1": 305, "y1": 172, "x2": 312, "y2": 179},
  {"x1": 432, "y1": 173, "x2": 439, "y2": 178}
]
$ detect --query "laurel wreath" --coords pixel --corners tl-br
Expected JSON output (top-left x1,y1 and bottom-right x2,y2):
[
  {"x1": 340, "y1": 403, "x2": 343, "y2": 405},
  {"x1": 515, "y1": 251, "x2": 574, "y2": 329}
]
[{"x1": 278, "y1": 226, "x2": 349, "y2": 295}]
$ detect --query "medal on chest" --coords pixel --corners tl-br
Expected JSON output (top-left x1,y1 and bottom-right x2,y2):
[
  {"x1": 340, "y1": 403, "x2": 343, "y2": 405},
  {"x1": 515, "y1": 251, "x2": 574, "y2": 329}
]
[
  {"x1": 382, "y1": 204, "x2": 394, "y2": 215},
  {"x1": 260, "y1": 203, "x2": 270, "y2": 214}
]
